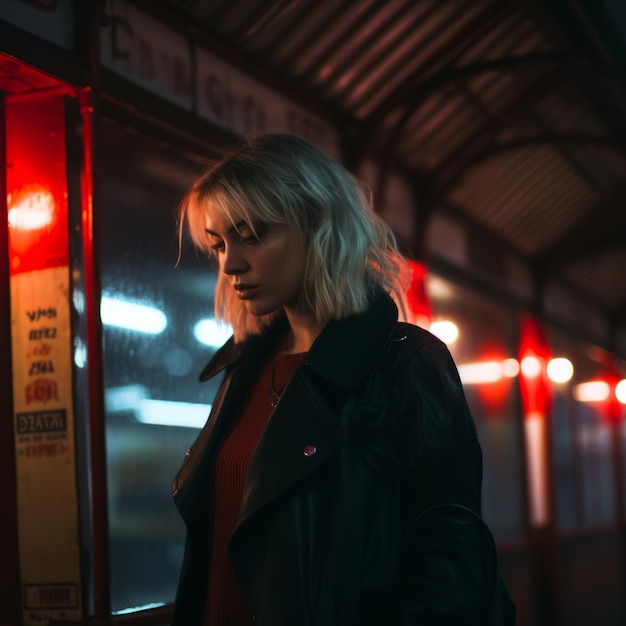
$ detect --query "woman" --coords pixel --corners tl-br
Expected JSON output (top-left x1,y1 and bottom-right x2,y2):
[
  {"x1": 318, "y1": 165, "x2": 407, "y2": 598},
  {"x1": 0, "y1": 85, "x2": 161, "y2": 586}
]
[{"x1": 172, "y1": 133, "x2": 513, "y2": 625}]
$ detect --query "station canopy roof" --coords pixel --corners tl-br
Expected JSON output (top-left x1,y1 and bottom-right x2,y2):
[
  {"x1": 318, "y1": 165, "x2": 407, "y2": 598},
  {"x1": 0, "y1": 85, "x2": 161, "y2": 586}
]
[
  {"x1": 150, "y1": 0, "x2": 626, "y2": 349},
  {"x1": 5, "y1": 0, "x2": 625, "y2": 354}
]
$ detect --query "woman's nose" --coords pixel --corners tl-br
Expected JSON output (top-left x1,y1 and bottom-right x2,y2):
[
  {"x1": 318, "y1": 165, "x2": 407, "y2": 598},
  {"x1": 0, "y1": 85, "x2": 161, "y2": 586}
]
[{"x1": 221, "y1": 246, "x2": 248, "y2": 275}]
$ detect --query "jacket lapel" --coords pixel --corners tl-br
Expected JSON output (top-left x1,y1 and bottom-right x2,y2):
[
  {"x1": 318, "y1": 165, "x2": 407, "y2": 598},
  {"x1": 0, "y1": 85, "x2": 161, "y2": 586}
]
[
  {"x1": 174, "y1": 322, "x2": 285, "y2": 522},
  {"x1": 178, "y1": 290, "x2": 399, "y2": 533},
  {"x1": 233, "y1": 290, "x2": 399, "y2": 531},
  {"x1": 173, "y1": 365, "x2": 247, "y2": 524},
  {"x1": 234, "y1": 368, "x2": 345, "y2": 529}
]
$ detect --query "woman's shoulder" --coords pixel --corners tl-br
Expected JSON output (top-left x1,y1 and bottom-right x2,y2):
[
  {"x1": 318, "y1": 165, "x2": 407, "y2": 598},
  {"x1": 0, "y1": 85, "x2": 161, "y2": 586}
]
[
  {"x1": 392, "y1": 321, "x2": 441, "y2": 347},
  {"x1": 389, "y1": 321, "x2": 465, "y2": 393},
  {"x1": 390, "y1": 321, "x2": 451, "y2": 364}
]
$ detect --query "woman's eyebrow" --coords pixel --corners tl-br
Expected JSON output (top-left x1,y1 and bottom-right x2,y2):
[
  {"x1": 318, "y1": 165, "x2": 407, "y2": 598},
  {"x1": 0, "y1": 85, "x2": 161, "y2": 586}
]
[{"x1": 205, "y1": 221, "x2": 247, "y2": 236}]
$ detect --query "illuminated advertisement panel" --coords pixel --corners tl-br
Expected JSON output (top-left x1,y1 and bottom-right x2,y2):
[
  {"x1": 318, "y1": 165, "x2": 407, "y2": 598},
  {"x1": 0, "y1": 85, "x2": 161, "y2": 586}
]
[{"x1": 6, "y1": 95, "x2": 82, "y2": 625}]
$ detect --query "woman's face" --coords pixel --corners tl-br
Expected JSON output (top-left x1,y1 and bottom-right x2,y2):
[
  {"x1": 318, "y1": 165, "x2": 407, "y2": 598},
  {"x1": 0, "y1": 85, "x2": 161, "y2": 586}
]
[{"x1": 204, "y1": 209, "x2": 308, "y2": 317}]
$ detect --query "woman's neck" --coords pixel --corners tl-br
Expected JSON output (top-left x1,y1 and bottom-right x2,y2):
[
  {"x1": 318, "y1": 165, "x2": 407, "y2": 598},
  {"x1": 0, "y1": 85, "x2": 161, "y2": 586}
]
[{"x1": 281, "y1": 309, "x2": 328, "y2": 354}]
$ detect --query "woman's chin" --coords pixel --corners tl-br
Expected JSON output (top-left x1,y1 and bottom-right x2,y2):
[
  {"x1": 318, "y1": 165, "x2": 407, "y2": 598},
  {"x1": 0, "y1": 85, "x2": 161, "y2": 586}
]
[{"x1": 244, "y1": 300, "x2": 279, "y2": 318}]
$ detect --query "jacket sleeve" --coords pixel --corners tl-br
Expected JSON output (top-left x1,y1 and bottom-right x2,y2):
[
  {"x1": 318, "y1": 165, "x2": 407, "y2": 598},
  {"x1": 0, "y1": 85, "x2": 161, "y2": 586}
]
[{"x1": 396, "y1": 336, "x2": 497, "y2": 625}]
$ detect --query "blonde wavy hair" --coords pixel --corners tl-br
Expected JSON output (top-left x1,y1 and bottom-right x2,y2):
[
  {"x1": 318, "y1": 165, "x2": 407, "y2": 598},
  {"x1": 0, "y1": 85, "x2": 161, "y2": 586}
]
[{"x1": 180, "y1": 133, "x2": 408, "y2": 342}]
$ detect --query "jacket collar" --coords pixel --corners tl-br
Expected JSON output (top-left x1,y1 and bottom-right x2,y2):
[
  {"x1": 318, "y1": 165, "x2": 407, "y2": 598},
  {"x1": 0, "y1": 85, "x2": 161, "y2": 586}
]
[{"x1": 198, "y1": 289, "x2": 399, "y2": 389}]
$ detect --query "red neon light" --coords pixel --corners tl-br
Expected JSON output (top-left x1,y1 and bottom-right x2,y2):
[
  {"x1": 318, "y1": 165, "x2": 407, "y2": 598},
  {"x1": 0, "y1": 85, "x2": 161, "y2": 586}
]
[
  {"x1": 603, "y1": 367, "x2": 623, "y2": 423},
  {"x1": 518, "y1": 316, "x2": 552, "y2": 419},
  {"x1": 406, "y1": 260, "x2": 431, "y2": 327},
  {"x1": 6, "y1": 97, "x2": 68, "y2": 275},
  {"x1": 474, "y1": 339, "x2": 514, "y2": 417},
  {"x1": 7, "y1": 184, "x2": 58, "y2": 260}
]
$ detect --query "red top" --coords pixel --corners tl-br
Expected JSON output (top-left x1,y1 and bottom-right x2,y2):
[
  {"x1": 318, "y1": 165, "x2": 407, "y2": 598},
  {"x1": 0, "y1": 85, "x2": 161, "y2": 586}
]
[{"x1": 203, "y1": 351, "x2": 305, "y2": 626}]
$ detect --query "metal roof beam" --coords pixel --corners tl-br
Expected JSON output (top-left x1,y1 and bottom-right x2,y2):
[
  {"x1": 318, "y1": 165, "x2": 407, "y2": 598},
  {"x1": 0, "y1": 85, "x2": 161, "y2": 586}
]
[
  {"x1": 281, "y1": 2, "x2": 364, "y2": 72},
  {"x1": 364, "y1": 1, "x2": 514, "y2": 129},
  {"x1": 363, "y1": 52, "x2": 582, "y2": 200},
  {"x1": 534, "y1": 185, "x2": 626, "y2": 271},
  {"x1": 440, "y1": 131, "x2": 626, "y2": 200},
  {"x1": 427, "y1": 67, "x2": 565, "y2": 196},
  {"x1": 336, "y1": 1, "x2": 459, "y2": 114},
  {"x1": 306, "y1": 1, "x2": 408, "y2": 87},
  {"x1": 363, "y1": 38, "x2": 574, "y2": 224},
  {"x1": 539, "y1": 0, "x2": 626, "y2": 142},
  {"x1": 228, "y1": 0, "x2": 295, "y2": 41}
]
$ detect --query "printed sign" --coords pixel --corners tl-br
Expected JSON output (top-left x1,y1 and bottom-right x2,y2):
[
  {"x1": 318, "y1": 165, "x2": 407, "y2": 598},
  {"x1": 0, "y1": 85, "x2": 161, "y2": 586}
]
[
  {"x1": 100, "y1": 0, "x2": 193, "y2": 110},
  {"x1": 7, "y1": 96, "x2": 82, "y2": 625},
  {"x1": 195, "y1": 47, "x2": 340, "y2": 157},
  {"x1": 100, "y1": 0, "x2": 340, "y2": 157},
  {"x1": 10, "y1": 267, "x2": 83, "y2": 626},
  {"x1": 0, "y1": 0, "x2": 75, "y2": 49},
  {"x1": 23, "y1": 583, "x2": 79, "y2": 610}
]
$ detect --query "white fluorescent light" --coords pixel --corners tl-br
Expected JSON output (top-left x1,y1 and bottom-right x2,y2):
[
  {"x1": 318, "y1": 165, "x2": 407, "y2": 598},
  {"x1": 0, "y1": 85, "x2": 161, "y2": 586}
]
[
  {"x1": 502, "y1": 358, "x2": 520, "y2": 378},
  {"x1": 546, "y1": 358, "x2": 574, "y2": 384},
  {"x1": 429, "y1": 320, "x2": 459, "y2": 344},
  {"x1": 194, "y1": 318, "x2": 233, "y2": 347},
  {"x1": 112, "y1": 603, "x2": 166, "y2": 616},
  {"x1": 105, "y1": 386, "x2": 209, "y2": 428},
  {"x1": 616, "y1": 380, "x2": 626, "y2": 404},
  {"x1": 520, "y1": 356, "x2": 541, "y2": 379},
  {"x1": 101, "y1": 296, "x2": 167, "y2": 334},
  {"x1": 73, "y1": 289, "x2": 85, "y2": 314},
  {"x1": 105, "y1": 384, "x2": 148, "y2": 412},
  {"x1": 73, "y1": 338, "x2": 86, "y2": 368},
  {"x1": 573, "y1": 381, "x2": 610, "y2": 403},
  {"x1": 457, "y1": 361, "x2": 503, "y2": 384},
  {"x1": 137, "y1": 399, "x2": 210, "y2": 429}
]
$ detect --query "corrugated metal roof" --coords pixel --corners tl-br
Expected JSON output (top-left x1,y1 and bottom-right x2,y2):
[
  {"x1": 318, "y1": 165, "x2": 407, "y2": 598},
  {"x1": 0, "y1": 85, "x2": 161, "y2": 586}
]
[
  {"x1": 153, "y1": 0, "x2": 626, "y2": 339},
  {"x1": 449, "y1": 146, "x2": 599, "y2": 255},
  {"x1": 566, "y1": 249, "x2": 626, "y2": 311}
]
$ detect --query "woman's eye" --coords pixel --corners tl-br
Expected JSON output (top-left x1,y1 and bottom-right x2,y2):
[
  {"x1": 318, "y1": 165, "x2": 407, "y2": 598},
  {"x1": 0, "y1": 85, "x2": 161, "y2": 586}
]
[
  {"x1": 238, "y1": 227, "x2": 262, "y2": 244},
  {"x1": 210, "y1": 241, "x2": 225, "y2": 252}
]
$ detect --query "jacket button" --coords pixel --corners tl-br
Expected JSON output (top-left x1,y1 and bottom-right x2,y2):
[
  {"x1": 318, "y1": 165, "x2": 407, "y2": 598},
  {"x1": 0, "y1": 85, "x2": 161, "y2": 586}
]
[{"x1": 303, "y1": 445, "x2": 317, "y2": 457}]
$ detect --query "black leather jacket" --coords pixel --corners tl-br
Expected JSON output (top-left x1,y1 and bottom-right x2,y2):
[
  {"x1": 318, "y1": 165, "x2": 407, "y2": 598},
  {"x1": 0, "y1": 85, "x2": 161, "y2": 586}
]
[{"x1": 172, "y1": 291, "x2": 499, "y2": 626}]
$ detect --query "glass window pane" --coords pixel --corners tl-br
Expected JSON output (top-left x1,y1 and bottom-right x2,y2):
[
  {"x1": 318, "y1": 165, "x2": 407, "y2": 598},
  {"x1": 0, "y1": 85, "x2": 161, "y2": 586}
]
[
  {"x1": 427, "y1": 275, "x2": 525, "y2": 539},
  {"x1": 622, "y1": 416, "x2": 626, "y2": 522},
  {"x1": 547, "y1": 326, "x2": 618, "y2": 530},
  {"x1": 577, "y1": 405, "x2": 615, "y2": 527},
  {"x1": 97, "y1": 118, "x2": 223, "y2": 612},
  {"x1": 551, "y1": 392, "x2": 579, "y2": 530}
]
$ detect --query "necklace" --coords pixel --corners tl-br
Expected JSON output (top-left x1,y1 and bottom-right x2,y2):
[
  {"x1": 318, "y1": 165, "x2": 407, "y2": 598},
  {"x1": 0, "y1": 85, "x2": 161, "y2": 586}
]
[
  {"x1": 269, "y1": 357, "x2": 283, "y2": 408},
  {"x1": 268, "y1": 351, "x2": 306, "y2": 409}
]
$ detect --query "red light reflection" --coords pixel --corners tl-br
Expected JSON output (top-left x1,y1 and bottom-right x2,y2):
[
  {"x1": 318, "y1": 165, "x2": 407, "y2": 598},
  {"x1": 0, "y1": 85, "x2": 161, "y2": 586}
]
[
  {"x1": 518, "y1": 316, "x2": 551, "y2": 420},
  {"x1": 406, "y1": 260, "x2": 431, "y2": 328},
  {"x1": 474, "y1": 344, "x2": 514, "y2": 417},
  {"x1": 8, "y1": 184, "x2": 56, "y2": 231},
  {"x1": 6, "y1": 96, "x2": 68, "y2": 274}
]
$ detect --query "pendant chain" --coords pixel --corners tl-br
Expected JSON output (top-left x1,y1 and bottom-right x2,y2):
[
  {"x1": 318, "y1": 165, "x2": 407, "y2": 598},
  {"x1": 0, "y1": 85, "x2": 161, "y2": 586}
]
[
  {"x1": 268, "y1": 350, "x2": 305, "y2": 409},
  {"x1": 269, "y1": 357, "x2": 283, "y2": 409}
]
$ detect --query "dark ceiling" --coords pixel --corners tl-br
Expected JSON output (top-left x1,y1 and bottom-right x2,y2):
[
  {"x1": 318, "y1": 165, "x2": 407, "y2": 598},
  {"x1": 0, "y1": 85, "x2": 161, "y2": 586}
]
[
  {"x1": 6, "y1": 0, "x2": 625, "y2": 352},
  {"x1": 136, "y1": 0, "x2": 626, "y2": 352}
]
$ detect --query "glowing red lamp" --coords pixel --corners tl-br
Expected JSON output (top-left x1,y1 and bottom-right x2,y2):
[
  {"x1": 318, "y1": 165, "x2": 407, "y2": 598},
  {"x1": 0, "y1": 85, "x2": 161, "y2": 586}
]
[
  {"x1": 406, "y1": 260, "x2": 431, "y2": 328},
  {"x1": 5, "y1": 96, "x2": 68, "y2": 275},
  {"x1": 518, "y1": 316, "x2": 552, "y2": 419}
]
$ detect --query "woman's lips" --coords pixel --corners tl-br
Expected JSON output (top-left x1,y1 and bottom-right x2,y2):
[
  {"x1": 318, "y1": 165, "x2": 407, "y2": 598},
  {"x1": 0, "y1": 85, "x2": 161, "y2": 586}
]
[{"x1": 234, "y1": 283, "x2": 258, "y2": 299}]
